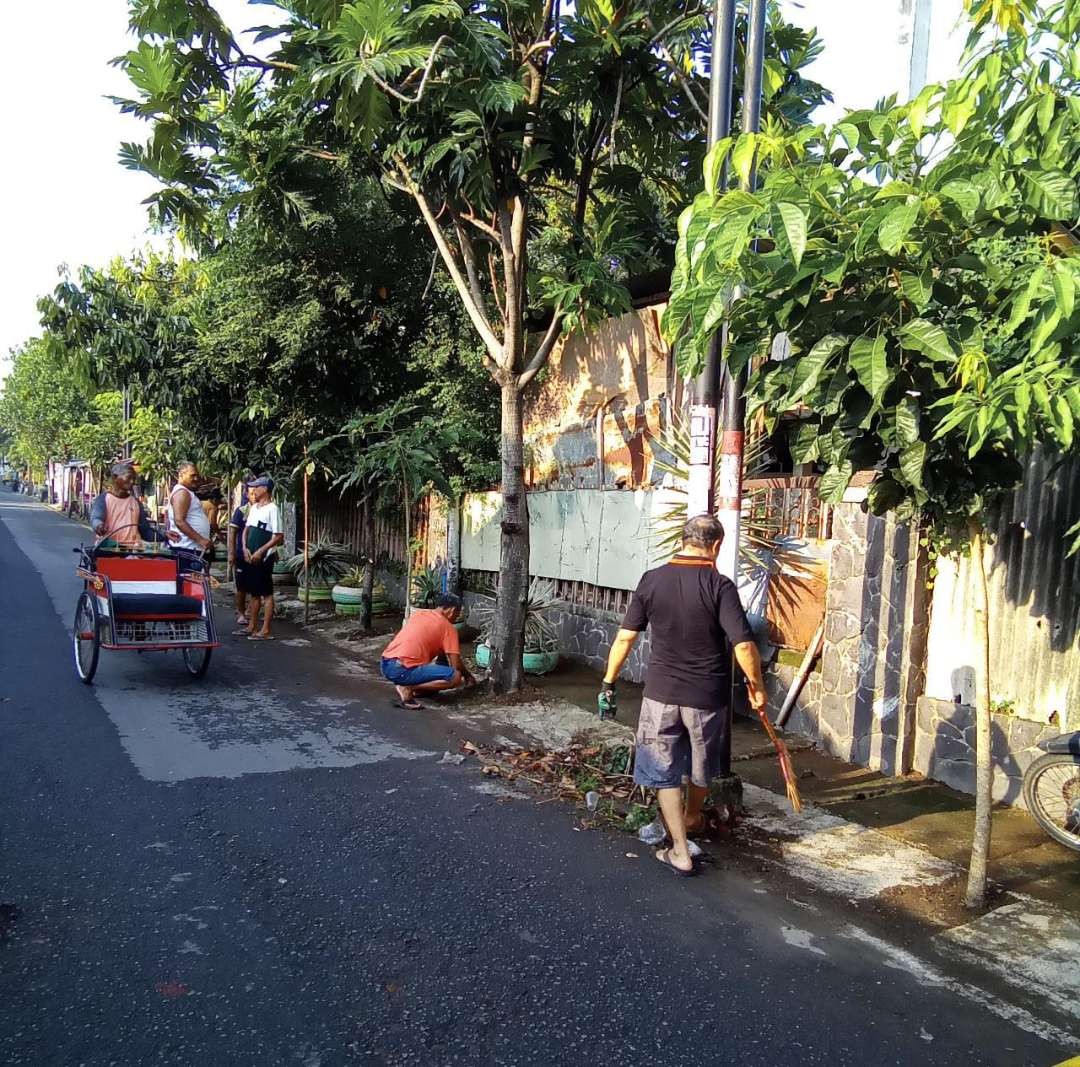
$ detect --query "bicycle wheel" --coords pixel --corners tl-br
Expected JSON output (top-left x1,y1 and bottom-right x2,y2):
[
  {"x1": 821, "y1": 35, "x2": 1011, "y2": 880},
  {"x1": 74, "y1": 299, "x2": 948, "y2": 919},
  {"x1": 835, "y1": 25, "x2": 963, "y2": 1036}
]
[
  {"x1": 73, "y1": 591, "x2": 100, "y2": 684},
  {"x1": 1023, "y1": 752, "x2": 1080, "y2": 852},
  {"x1": 182, "y1": 646, "x2": 212, "y2": 679}
]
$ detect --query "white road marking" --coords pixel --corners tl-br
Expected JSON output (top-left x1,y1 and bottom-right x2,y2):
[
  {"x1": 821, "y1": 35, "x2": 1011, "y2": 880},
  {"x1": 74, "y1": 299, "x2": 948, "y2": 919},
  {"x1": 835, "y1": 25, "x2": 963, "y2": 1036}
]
[{"x1": 843, "y1": 924, "x2": 1078, "y2": 1051}]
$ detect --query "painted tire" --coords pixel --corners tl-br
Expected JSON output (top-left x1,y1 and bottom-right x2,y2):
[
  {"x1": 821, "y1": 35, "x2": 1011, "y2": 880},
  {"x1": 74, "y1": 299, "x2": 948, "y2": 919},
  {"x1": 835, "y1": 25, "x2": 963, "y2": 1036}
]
[
  {"x1": 298, "y1": 584, "x2": 333, "y2": 603},
  {"x1": 335, "y1": 603, "x2": 363, "y2": 616},
  {"x1": 474, "y1": 643, "x2": 559, "y2": 676},
  {"x1": 331, "y1": 584, "x2": 365, "y2": 605}
]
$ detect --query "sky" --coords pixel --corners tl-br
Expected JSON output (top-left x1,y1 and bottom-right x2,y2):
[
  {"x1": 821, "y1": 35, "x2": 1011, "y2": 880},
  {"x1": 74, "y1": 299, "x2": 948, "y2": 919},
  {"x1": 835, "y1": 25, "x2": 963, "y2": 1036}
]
[
  {"x1": 0, "y1": 1, "x2": 968, "y2": 372},
  {"x1": 0, "y1": 0, "x2": 274, "y2": 368}
]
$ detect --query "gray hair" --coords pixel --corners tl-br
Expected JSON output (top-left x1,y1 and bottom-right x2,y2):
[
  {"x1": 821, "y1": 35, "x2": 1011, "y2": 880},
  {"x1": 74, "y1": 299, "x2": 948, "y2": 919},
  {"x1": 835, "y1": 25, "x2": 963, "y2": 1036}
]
[
  {"x1": 682, "y1": 514, "x2": 725, "y2": 549},
  {"x1": 177, "y1": 461, "x2": 198, "y2": 476}
]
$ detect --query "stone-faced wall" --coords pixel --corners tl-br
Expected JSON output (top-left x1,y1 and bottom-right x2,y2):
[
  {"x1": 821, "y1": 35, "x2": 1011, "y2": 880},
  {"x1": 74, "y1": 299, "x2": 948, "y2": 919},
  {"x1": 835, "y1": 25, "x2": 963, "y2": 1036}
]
[
  {"x1": 816, "y1": 503, "x2": 929, "y2": 775},
  {"x1": 914, "y1": 696, "x2": 1059, "y2": 807}
]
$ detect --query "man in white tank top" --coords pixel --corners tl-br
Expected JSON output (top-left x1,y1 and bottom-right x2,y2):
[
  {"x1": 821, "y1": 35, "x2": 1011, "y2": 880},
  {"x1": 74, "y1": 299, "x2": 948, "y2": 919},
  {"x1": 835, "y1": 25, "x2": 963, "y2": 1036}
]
[{"x1": 168, "y1": 461, "x2": 212, "y2": 554}]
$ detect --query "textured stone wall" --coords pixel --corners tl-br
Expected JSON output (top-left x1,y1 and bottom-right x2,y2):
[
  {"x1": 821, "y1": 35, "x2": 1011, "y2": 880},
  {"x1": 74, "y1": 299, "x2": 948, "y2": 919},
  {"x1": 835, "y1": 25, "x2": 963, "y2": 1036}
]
[
  {"x1": 914, "y1": 696, "x2": 1059, "y2": 807},
  {"x1": 816, "y1": 503, "x2": 929, "y2": 774}
]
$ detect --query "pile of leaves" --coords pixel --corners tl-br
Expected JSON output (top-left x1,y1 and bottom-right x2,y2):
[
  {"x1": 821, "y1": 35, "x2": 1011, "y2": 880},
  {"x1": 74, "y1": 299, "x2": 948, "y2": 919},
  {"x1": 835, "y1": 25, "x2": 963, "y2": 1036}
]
[{"x1": 461, "y1": 738, "x2": 655, "y2": 831}]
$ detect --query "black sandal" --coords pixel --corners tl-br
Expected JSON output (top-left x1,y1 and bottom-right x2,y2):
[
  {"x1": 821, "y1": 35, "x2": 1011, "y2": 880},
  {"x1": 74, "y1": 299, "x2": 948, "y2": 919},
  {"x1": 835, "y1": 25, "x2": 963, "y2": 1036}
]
[{"x1": 655, "y1": 848, "x2": 698, "y2": 877}]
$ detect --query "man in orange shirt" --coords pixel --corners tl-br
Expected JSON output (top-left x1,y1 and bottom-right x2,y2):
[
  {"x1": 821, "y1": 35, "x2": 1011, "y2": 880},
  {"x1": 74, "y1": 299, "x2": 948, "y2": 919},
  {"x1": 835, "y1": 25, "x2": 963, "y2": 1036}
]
[{"x1": 380, "y1": 595, "x2": 475, "y2": 709}]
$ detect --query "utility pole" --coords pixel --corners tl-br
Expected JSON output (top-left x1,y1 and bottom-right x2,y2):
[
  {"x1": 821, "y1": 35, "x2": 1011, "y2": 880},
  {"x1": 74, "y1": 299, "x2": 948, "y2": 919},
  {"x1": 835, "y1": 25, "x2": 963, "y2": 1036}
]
[
  {"x1": 686, "y1": 0, "x2": 736, "y2": 520},
  {"x1": 716, "y1": 0, "x2": 766, "y2": 583}
]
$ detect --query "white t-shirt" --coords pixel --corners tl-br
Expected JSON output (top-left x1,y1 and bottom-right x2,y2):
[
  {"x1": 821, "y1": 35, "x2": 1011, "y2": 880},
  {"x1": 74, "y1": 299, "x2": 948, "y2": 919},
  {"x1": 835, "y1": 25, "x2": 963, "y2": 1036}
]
[{"x1": 244, "y1": 501, "x2": 282, "y2": 560}]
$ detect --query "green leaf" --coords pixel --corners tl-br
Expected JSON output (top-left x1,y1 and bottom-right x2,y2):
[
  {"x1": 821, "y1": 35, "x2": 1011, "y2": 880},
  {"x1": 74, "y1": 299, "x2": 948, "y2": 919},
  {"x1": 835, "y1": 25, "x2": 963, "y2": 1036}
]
[
  {"x1": 1054, "y1": 395, "x2": 1075, "y2": 449},
  {"x1": 896, "y1": 395, "x2": 921, "y2": 444},
  {"x1": 899, "y1": 441, "x2": 927, "y2": 488},
  {"x1": 773, "y1": 202, "x2": 808, "y2": 269},
  {"x1": 1004, "y1": 97, "x2": 1039, "y2": 146},
  {"x1": 1022, "y1": 170, "x2": 1079, "y2": 220},
  {"x1": 703, "y1": 137, "x2": 733, "y2": 197},
  {"x1": 849, "y1": 334, "x2": 891, "y2": 398},
  {"x1": 787, "y1": 334, "x2": 848, "y2": 403},
  {"x1": 1004, "y1": 266, "x2": 1046, "y2": 336},
  {"x1": 900, "y1": 270, "x2": 933, "y2": 311},
  {"x1": 819, "y1": 459, "x2": 854, "y2": 503},
  {"x1": 878, "y1": 201, "x2": 920, "y2": 255},
  {"x1": 868, "y1": 475, "x2": 906, "y2": 515},
  {"x1": 1028, "y1": 306, "x2": 1062, "y2": 356},
  {"x1": 731, "y1": 134, "x2": 756, "y2": 187},
  {"x1": 835, "y1": 122, "x2": 859, "y2": 152},
  {"x1": 940, "y1": 179, "x2": 980, "y2": 220},
  {"x1": 1037, "y1": 91, "x2": 1056, "y2": 135},
  {"x1": 1053, "y1": 261, "x2": 1076, "y2": 320},
  {"x1": 899, "y1": 318, "x2": 956, "y2": 363},
  {"x1": 1016, "y1": 383, "x2": 1031, "y2": 438},
  {"x1": 908, "y1": 84, "x2": 937, "y2": 140},
  {"x1": 789, "y1": 421, "x2": 819, "y2": 463}
]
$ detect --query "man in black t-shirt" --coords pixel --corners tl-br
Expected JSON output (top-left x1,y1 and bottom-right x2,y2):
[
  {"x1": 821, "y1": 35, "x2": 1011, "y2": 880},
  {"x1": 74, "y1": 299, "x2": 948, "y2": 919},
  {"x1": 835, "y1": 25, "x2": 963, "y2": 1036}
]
[{"x1": 601, "y1": 514, "x2": 766, "y2": 877}]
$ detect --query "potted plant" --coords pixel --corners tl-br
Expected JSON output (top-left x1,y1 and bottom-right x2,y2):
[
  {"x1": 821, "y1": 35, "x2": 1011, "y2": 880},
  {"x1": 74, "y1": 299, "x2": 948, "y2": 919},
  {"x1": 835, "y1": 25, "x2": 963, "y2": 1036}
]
[
  {"x1": 332, "y1": 564, "x2": 368, "y2": 615},
  {"x1": 286, "y1": 539, "x2": 354, "y2": 603},
  {"x1": 472, "y1": 578, "x2": 560, "y2": 675},
  {"x1": 410, "y1": 564, "x2": 442, "y2": 609}
]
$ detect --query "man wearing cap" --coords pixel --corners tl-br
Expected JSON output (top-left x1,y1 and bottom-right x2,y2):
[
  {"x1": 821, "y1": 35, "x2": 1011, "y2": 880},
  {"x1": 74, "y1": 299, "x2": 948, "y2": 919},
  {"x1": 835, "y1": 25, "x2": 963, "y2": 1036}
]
[
  {"x1": 90, "y1": 463, "x2": 171, "y2": 548},
  {"x1": 380, "y1": 595, "x2": 475, "y2": 709},
  {"x1": 600, "y1": 514, "x2": 767, "y2": 877},
  {"x1": 239, "y1": 475, "x2": 283, "y2": 641},
  {"x1": 228, "y1": 478, "x2": 257, "y2": 626}
]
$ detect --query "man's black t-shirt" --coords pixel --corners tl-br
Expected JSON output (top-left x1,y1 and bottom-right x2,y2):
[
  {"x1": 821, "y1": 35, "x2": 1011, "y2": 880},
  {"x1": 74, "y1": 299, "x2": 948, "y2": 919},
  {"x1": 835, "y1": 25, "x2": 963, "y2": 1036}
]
[{"x1": 622, "y1": 555, "x2": 754, "y2": 709}]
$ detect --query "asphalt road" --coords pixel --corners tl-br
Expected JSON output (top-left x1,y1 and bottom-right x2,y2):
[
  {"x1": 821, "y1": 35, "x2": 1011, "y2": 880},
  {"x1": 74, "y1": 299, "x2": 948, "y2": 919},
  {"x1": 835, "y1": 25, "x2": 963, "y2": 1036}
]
[{"x1": 0, "y1": 490, "x2": 1069, "y2": 1065}]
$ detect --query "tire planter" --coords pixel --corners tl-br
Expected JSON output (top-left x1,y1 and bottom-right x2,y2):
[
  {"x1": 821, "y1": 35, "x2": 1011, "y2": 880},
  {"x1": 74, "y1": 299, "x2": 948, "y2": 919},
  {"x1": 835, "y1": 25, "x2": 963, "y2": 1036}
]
[
  {"x1": 272, "y1": 561, "x2": 295, "y2": 587},
  {"x1": 332, "y1": 584, "x2": 364, "y2": 616},
  {"x1": 474, "y1": 643, "x2": 560, "y2": 676},
  {"x1": 298, "y1": 583, "x2": 333, "y2": 603}
]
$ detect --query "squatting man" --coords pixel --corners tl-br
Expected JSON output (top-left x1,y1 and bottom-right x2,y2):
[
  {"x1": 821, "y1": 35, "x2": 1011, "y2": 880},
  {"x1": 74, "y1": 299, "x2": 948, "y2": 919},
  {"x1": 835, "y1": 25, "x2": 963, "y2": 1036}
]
[{"x1": 600, "y1": 514, "x2": 767, "y2": 877}]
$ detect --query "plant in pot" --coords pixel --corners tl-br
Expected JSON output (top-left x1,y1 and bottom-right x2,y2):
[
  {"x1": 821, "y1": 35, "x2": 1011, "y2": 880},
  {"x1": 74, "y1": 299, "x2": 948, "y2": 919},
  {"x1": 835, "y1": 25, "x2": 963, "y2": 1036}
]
[
  {"x1": 286, "y1": 539, "x2": 354, "y2": 604},
  {"x1": 332, "y1": 564, "x2": 368, "y2": 616},
  {"x1": 410, "y1": 564, "x2": 442, "y2": 609},
  {"x1": 472, "y1": 578, "x2": 560, "y2": 675}
]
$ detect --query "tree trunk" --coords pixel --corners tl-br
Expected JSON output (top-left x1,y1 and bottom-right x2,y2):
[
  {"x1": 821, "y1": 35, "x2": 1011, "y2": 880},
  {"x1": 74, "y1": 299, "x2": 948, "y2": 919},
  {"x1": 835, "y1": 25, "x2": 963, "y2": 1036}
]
[
  {"x1": 489, "y1": 382, "x2": 529, "y2": 693},
  {"x1": 402, "y1": 480, "x2": 413, "y2": 620},
  {"x1": 964, "y1": 516, "x2": 993, "y2": 910},
  {"x1": 360, "y1": 497, "x2": 375, "y2": 630}
]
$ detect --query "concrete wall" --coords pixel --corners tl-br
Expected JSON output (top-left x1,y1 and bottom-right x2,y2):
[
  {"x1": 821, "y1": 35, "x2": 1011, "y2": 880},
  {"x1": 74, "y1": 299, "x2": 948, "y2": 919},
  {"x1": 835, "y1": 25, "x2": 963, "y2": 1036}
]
[{"x1": 460, "y1": 488, "x2": 676, "y2": 592}]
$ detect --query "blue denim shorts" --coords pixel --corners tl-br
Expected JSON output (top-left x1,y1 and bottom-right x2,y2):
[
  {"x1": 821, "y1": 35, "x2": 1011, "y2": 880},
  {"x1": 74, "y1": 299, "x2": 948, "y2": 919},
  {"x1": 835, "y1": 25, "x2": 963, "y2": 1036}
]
[
  {"x1": 380, "y1": 657, "x2": 456, "y2": 687},
  {"x1": 633, "y1": 697, "x2": 727, "y2": 789}
]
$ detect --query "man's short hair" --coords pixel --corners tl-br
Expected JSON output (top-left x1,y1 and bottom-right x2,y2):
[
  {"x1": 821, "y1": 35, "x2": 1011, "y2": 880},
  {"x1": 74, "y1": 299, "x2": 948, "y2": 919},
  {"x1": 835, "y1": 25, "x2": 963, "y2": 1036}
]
[
  {"x1": 178, "y1": 460, "x2": 198, "y2": 476},
  {"x1": 111, "y1": 461, "x2": 135, "y2": 479},
  {"x1": 437, "y1": 593, "x2": 463, "y2": 611},
  {"x1": 682, "y1": 514, "x2": 725, "y2": 548}
]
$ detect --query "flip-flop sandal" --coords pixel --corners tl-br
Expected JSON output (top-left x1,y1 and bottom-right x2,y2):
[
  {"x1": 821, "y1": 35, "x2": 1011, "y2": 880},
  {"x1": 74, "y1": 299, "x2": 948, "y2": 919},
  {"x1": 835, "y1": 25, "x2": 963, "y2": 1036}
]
[
  {"x1": 392, "y1": 699, "x2": 425, "y2": 711},
  {"x1": 232, "y1": 628, "x2": 253, "y2": 636},
  {"x1": 247, "y1": 633, "x2": 275, "y2": 641},
  {"x1": 655, "y1": 848, "x2": 698, "y2": 878}
]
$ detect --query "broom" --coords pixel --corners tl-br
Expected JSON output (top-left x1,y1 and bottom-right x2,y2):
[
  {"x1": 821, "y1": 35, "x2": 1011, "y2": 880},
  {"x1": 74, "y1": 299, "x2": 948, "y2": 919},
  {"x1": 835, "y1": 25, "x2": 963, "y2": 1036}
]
[{"x1": 754, "y1": 705, "x2": 803, "y2": 813}]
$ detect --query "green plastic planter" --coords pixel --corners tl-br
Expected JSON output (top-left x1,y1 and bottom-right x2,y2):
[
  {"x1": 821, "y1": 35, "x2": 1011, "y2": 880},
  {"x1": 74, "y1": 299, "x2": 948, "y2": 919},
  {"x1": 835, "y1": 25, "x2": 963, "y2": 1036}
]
[{"x1": 474, "y1": 643, "x2": 559, "y2": 676}]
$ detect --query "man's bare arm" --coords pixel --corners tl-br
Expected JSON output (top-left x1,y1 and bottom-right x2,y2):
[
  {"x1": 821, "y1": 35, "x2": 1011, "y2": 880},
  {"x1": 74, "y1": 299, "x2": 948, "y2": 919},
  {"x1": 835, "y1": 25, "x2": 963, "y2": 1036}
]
[
  {"x1": 603, "y1": 628, "x2": 641, "y2": 684},
  {"x1": 171, "y1": 489, "x2": 209, "y2": 549},
  {"x1": 447, "y1": 651, "x2": 475, "y2": 685},
  {"x1": 734, "y1": 639, "x2": 767, "y2": 711},
  {"x1": 251, "y1": 532, "x2": 284, "y2": 562}
]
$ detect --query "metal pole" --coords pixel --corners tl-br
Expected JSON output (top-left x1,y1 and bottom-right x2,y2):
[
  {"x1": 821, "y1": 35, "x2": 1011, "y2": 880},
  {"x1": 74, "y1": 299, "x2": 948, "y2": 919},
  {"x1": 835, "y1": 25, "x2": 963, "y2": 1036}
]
[
  {"x1": 686, "y1": 0, "x2": 737, "y2": 519},
  {"x1": 716, "y1": 0, "x2": 766, "y2": 583},
  {"x1": 714, "y1": 0, "x2": 767, "y2": 780},
  {"x1": 303, "y1": 463, "x2": 310, "y2": 626}
]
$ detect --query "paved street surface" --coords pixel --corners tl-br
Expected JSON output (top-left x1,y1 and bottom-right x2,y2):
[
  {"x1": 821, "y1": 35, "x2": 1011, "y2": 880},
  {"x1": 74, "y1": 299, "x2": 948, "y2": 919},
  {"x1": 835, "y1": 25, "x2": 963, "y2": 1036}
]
[{"x1": 0, "y1": 490, "x2": 1071, "y2": 1065}]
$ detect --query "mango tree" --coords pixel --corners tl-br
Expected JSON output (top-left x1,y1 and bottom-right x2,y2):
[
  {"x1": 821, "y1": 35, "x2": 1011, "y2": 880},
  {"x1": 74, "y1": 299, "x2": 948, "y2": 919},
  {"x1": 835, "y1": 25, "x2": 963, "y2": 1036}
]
[{"x1": 665, "y1": 0, "x2": 1080, "y2": 907}]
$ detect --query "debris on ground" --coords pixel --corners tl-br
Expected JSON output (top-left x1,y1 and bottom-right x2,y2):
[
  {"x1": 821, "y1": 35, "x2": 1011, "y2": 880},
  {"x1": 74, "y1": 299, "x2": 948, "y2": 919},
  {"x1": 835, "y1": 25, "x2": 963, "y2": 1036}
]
[
  {"x1": 585, "y1": 790, "x2": 600, "y2": 812},
  {"x1": 637, "y1": 817, "x2": 667, "y2": 846},
  {"x1": 437, "y1": 751, "x2": 467, "y2": 766}
]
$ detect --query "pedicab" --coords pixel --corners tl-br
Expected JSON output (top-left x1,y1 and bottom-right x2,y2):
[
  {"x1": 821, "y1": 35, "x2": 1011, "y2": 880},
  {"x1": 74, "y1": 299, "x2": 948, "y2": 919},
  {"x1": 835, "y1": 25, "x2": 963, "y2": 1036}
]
[{"x1": 72, "y1": 523, "x2": 220, "y2": 683}]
